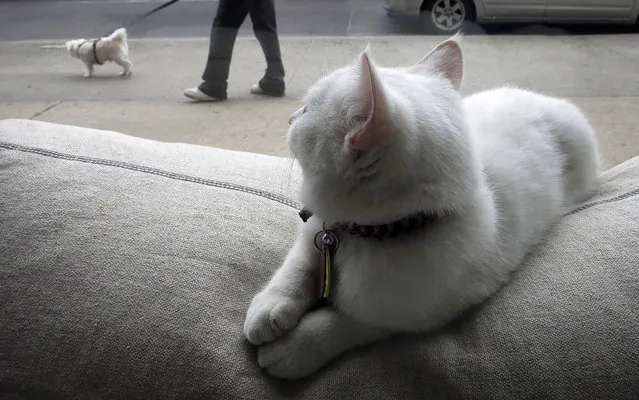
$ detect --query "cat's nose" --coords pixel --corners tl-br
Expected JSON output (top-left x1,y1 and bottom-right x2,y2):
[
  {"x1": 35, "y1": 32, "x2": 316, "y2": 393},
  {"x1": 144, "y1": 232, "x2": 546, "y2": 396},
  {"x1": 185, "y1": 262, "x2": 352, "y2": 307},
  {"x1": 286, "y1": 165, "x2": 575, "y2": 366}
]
[{"x1": 288, "y1": 116, "x2": 294, "y2": 125}]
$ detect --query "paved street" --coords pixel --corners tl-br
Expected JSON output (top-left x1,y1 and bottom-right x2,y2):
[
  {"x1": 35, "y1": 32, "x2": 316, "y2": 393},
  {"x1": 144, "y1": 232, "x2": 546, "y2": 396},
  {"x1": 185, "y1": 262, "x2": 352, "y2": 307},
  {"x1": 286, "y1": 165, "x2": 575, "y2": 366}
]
[{"x1": 1, "y1": 0, "x2": 638, "y2": 41}]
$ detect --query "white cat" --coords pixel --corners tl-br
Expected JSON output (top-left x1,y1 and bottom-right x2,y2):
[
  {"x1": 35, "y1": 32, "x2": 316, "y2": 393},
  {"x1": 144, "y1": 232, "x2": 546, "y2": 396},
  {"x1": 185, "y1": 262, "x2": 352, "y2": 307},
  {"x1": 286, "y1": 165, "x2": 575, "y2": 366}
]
[{"x1": 244, "y1": 36, "x2": 599, "y2": 380}]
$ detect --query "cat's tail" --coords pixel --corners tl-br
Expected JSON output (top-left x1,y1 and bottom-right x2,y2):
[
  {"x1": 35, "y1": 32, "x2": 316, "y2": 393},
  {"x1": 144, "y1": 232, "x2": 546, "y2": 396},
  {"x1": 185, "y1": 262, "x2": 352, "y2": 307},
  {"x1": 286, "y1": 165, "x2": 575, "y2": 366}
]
[{"x1": 553, "y1": 99, "x2": 600, "y2": 208}]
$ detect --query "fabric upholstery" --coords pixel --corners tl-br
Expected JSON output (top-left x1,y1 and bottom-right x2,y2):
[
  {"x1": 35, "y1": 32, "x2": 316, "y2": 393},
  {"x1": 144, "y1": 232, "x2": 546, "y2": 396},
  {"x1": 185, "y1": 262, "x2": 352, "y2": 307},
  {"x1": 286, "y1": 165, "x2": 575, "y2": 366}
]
[{"x1": 1, "y1": 119, "x2": 638, "y2": 399}]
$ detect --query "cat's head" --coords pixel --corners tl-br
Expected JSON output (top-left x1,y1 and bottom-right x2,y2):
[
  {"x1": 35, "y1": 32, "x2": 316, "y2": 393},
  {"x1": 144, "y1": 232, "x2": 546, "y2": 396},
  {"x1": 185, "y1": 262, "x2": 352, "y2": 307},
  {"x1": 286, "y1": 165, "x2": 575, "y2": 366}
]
[{"x1": 287, "y1": 36, "x2": 481, "y2": 224}]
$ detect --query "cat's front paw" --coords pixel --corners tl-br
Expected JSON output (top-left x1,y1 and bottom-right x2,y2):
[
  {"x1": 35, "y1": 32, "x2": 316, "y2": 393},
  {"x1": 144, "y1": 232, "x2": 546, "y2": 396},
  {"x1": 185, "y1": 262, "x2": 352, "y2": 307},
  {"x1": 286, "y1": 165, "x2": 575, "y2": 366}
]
[
  {"x1": 257, "y1": 319, "x2": 333, "y2": 380},
  {"x1": 256, "y1": 308, "x2": 389, "y2": 380},
  {"x1": 244, "y1": 290, "x2": 305, "y2": 345}
]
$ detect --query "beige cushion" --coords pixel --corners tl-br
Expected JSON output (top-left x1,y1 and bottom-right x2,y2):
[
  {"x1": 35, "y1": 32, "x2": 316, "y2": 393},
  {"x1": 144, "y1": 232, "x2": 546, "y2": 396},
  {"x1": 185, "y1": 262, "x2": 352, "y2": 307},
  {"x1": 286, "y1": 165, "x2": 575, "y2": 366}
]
[{"x1": 1, "y1": 119, "x2": 638, "y2": 399}]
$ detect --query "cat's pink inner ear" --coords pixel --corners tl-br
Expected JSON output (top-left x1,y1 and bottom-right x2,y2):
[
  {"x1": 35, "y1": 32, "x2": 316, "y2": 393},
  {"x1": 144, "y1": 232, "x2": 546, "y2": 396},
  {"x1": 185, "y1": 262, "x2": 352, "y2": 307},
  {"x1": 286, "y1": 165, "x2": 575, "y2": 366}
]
[
  {"x1": 349, "y1": 51, "x2": 387, "y2": 151},
  {"x1": 358, "y1": 50, "x2": 375, "y2": 121},
  {"x1": 411, "y1": 39, "x2": 463, "y2": 89}
]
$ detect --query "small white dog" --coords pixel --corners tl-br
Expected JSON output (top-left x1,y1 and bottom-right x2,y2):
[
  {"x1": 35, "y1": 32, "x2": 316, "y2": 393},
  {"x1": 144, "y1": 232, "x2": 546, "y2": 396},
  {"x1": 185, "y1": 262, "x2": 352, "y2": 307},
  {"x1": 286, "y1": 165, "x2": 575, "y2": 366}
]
[{"x1": 66, "y1": 28, "x2": 132, "y2": 78}]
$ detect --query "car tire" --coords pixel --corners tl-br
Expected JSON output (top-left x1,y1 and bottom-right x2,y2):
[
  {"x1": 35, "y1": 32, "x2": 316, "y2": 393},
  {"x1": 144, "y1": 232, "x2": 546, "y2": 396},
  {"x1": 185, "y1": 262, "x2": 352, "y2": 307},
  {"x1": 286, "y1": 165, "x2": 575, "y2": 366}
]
[{"x1": 421, "y1": 0, "x2": 476, "y2": 34}]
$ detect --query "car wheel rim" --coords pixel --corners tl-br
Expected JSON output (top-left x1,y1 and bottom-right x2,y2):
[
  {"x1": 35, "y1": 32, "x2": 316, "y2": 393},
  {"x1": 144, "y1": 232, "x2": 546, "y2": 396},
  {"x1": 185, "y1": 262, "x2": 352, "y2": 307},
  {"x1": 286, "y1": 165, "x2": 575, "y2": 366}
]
[{"x1": 431, "y1": 0, "x2": 465, "y2": 31}]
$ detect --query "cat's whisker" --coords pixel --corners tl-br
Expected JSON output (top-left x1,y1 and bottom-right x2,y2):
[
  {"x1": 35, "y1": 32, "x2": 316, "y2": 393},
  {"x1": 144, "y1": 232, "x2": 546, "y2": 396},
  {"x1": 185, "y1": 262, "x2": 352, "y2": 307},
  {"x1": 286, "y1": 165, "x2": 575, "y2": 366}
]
[{"x1": 279, "y1": 156, "x2": 297, "y2": 196}]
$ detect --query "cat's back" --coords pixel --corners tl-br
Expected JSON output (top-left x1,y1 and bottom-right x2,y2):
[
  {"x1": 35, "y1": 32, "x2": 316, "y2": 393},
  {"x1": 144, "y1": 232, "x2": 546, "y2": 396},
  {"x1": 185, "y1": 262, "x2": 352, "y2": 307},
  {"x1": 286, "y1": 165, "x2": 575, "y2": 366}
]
[
  {"x1": 461, "y1": 86, "x2": 598, "y2": 255},
  {"x1": 463, "y1": 86, "x2": 570, "y2": 149},
  {"x1": 463, "y1": 87, "x2": 568, "y2": 190},
  {"x1": 463, "y1": 86, "x2": 598, "y2": 204}
]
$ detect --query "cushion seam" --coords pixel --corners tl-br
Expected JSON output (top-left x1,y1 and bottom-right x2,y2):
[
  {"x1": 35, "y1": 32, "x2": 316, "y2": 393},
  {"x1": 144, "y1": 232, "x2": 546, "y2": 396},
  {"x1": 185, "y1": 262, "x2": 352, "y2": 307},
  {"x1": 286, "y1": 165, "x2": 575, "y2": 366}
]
[
  {"x1": 2, "y1": 141, "x2": 636, "y2": 217},
  {"x1": 565, "y1": 187, "x2": 639, "y2": 216},
  {"x1": 0, "y1": 141, "x2": 300, "y2": 210}
]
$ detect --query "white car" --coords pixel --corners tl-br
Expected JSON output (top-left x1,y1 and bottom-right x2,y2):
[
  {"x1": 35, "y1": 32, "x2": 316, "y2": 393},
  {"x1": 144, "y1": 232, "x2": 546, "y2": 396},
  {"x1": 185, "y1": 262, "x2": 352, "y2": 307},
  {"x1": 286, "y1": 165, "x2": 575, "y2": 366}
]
[{"x1": 384, "y1": 0, "x2": 639, "y2": 33}]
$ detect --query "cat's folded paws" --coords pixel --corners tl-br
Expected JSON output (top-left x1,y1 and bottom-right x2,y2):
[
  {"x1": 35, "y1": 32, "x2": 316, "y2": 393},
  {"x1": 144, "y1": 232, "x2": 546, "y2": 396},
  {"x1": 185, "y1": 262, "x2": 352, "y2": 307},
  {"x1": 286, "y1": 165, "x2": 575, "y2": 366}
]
[
  {"x1": 244, "y1": 290, "x2": 305, "y2": 345},
  {"x1": 257, "y1": 314, "x2": 333, "y2": 380}
]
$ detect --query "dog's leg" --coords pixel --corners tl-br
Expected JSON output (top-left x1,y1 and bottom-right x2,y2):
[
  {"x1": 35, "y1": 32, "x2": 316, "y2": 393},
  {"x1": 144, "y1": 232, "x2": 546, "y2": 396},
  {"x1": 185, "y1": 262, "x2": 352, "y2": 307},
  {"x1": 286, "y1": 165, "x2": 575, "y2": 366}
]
[
  {"x1": 115, "y1": 57, "x2": 133, "y2": 77},
  {"x1": 84, "y1": 62, "x2": 94, "y2": 78}
]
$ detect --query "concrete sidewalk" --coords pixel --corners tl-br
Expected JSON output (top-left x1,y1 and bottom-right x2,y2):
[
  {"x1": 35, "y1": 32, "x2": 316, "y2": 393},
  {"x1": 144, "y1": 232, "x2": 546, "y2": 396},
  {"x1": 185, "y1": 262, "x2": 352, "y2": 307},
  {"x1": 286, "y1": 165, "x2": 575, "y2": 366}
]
[{"x1": 1, "y1": 35, "x2": 638, "y2": 168}]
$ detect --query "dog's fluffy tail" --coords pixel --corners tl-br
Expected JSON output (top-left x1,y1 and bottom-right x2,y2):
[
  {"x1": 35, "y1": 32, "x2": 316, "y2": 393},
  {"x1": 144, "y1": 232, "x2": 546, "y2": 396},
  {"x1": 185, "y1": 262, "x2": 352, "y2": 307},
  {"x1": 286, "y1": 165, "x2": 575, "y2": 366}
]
[{"x1": 106, "y1": 28, "x2": 127, "y2": 42}]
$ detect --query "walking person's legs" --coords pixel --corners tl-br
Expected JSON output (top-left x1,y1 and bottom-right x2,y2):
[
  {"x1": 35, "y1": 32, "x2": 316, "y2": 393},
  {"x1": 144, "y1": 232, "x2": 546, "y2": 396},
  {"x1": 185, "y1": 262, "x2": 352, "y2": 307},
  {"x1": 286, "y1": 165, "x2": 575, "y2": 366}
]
[
  {"x1": 184, "y1": 0, "x2": 251, "y2": 101},
  {"x1": 249, "y1": 0, "x2": 285, "y2": 96}
]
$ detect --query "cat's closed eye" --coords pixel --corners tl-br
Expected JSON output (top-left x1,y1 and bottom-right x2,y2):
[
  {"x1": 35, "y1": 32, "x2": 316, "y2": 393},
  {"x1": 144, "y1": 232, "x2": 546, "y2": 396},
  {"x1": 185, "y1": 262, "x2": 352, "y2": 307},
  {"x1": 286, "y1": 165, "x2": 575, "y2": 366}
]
[{"x1": 348, "y1": 115, "x2": 368, "y2": 128}]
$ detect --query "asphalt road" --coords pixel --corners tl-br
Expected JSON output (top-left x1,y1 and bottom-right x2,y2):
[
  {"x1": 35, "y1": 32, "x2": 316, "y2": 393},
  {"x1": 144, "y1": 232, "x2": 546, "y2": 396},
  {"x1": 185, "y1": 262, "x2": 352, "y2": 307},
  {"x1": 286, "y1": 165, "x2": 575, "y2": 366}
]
[{"x1": 1, "y1": 0, "x2": 638, "y2": 41}]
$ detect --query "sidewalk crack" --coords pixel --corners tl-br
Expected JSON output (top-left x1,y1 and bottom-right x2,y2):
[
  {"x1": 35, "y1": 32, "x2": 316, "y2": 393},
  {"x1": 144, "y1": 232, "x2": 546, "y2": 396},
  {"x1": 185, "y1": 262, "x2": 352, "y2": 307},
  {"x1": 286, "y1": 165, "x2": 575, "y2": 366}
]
[{"x1": 30, "y1": 101, "x2": 63, "y2": 120}]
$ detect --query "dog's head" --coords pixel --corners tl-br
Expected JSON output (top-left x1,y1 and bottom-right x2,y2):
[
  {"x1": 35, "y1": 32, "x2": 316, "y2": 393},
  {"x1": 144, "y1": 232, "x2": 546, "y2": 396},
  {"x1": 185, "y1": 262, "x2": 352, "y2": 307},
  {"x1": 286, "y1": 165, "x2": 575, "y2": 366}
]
[{"x1": 65, "y1": 39, "x2": 86, "y2": 58}]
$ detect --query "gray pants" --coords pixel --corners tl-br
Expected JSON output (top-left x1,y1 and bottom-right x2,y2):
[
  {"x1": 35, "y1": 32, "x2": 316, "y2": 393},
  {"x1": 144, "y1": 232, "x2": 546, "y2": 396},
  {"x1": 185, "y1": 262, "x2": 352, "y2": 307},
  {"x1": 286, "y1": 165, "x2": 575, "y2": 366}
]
[{"x1": 199, "y1": 0, "x2": 285, "y2": 98}]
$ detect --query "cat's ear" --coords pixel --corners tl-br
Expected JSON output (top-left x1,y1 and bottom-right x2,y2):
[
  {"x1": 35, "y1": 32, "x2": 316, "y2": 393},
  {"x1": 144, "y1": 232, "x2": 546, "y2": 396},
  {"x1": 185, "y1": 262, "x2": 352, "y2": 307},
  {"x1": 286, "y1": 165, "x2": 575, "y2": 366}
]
[
  {"x1": 410, "y1": 34, "x2": 463, "y2": 89},
  {"x1": 348, "y1": 47, "x2": 389, "y2": 152}
]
